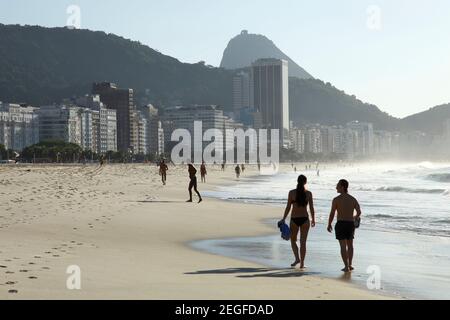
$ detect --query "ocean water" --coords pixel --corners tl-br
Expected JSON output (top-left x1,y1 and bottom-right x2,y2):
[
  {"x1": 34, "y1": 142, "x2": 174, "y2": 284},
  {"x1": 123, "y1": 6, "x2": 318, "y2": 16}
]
[
  {"x1": 206, "y1": 162, "x2": 450, "y2": 237},
  {"x1": 196, "y1": 162, "x2": 450, "y2": 299}
]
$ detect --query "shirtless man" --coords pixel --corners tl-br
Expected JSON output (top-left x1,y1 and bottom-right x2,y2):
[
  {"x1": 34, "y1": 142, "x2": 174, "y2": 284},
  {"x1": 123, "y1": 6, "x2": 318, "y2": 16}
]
[{"x1": 327, "y1": 179, "x2": 362, "y2": 272}]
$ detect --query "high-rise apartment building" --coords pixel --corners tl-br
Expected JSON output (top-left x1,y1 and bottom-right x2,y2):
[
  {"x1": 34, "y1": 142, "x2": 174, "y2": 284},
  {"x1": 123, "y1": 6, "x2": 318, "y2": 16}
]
[
  {"x1": 252, "y1": 58, "x2": 289, "y2": 146},
  {"x1": 76, "y1": 95, "x2": 118, "y2": 153},
  {"x1": 92, "y1": 82, "x2": 137, "y2": 153},
  {"x1": 347, "y1": 121, "x2": 374, "y2": 157},
  {"x1": 232, "y1": 71, "x2": 253, "y2": 115}
]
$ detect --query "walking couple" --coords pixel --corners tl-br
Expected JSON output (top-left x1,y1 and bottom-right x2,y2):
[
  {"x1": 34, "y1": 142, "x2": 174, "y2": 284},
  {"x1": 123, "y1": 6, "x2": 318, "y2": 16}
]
[{"x1": 279, "y1": 175, "x2": 362, "y2": 273}]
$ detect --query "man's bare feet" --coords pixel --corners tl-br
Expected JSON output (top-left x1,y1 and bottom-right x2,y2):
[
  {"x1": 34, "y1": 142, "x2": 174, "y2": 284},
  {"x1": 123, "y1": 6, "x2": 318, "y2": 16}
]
[
  {"x1": 291, "y1": 260, "x2": 300, "y2": 267},
  {"x1": 341, "y1": 267, "x2": 350, "y2": 272},
  {"x1": 198, "y1": 198, "x2": 203, "y2": 204},
  {"x1": 349, "y1": 266, "x2": 354, "y2": 271},
  {"x1": 186, "y1": 200, "x2": 193, "y2": 203}
]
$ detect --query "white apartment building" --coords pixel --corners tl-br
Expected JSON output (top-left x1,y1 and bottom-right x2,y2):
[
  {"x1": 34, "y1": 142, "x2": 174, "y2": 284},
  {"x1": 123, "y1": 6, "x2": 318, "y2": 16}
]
[
  {"x1": 347, "y1": 121, "x2": 374, "y2": 157},
  {"x1": 304, "y1": 126, "x2": 322, "y2": 154},
  {"x1": 0, "y1": 103, "x2": 39, "y2": 151},
  {"x1": 76, "y1": 95, "x2": 118, "y2": 153},
  {"x1": 38, "y1": 105, "x2": 85, "y2": 146},
  {"x1": 290, "y1": 128, "x2": 305, "y2": 153}
]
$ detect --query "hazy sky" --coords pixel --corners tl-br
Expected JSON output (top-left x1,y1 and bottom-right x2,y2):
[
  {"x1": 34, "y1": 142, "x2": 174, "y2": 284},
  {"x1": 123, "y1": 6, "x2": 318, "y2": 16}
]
[{"x1": 1, "y1": 0, "x2": 449, "y2": 118}]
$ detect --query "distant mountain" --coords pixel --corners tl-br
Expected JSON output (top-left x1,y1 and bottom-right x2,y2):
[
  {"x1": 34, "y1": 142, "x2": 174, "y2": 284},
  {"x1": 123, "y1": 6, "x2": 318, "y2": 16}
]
[
  {"x1": 0, "y1": 24, "x2": 447, "y2": 135},
  {"x1": 289, "y1": 78, "x2": 400, "y2": 130},
  {"x1": 401, "y1": 103, "x2": 450, "y2": 135},
  {"x1": 220, "y1": 30, "x2": 313, "y2": 79},
  {"x1": 0, "y1": 24, "x2": 233, "y2": 107}
]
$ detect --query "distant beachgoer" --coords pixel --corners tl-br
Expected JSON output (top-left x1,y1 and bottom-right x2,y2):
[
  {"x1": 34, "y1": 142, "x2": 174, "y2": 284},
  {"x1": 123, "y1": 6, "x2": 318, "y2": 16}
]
[
  {"x1": 241, "y1": 164, "x2": 245, "y2": 173},
  {"x1": 280, "y1": 175, "x2": 316, "y2": 269},
  {"x1": 99, "y1": 155, "x2": 105, "y2": 166},
  {"x1": 257, "y1": 162, "x2": 261, "y2": 171},
  {"x1": 327, "y1": 179, "x2": 362, "y2": 273},
  {"x1": 187, "y1": 164, "x2": 202, "y2": 203},
  {"x1": 200, "y1": 162, "x2": 207, "y2": 183},
  {"x1": 317, "y1": 170, "x2": 320, "y2": 177},
  {"x1": 294, "y1": 167, "x2": 297, "y2": 173},
  {"x1": 159, "y1": 160, "x2": 168, "y2": 185},
  {"x1": 221, "y1": 163, "x2": 225, "y2": 171},
  {"x1": 235, "y1": 165, "x2": 241, "y2": 179}
]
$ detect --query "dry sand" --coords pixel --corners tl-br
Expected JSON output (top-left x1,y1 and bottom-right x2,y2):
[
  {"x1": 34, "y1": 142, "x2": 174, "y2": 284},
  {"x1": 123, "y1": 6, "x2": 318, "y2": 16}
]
[{"x1": 0, "y1": 163, "x2": 390, "y2": 299}]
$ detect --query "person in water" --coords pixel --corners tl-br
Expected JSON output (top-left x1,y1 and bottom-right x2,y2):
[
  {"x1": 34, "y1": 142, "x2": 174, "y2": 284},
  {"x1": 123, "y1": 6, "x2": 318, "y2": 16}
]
[
  {"x1": 280, "y1": 175, "x2": 316, "y2": 269},
  {"x1": 327, "y1": 179, "x2": 362, "y2": 273},
  {"x1": 235, "y1": 165, "x2": 241, "y2": 179},
  {"x1": 187, "y1": 164, "x2": 202, "y2": 203}
]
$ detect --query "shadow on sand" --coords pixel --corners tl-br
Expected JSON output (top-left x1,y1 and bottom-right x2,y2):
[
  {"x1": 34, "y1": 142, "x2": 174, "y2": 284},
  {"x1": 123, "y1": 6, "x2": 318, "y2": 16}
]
[{"x1": 185, "y1": 267, "x2": 321, "y2": 278}]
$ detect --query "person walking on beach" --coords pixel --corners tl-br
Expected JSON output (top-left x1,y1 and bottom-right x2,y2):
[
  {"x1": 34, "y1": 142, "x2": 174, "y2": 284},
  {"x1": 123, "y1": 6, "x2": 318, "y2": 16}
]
[
  {"x1": 327, "y1": 179, "x2": 362, "y2": 273},
  {"x1": 187, "y1": 164, "x2": 202, "y2": 203},
  {"x1": 99, "y1": 154, "x2": 105, "y2": 167},
  {"x1": 235, "y1": 165, "x2": 241, "y2": 179},
  {"x1": 159, "y1": 160, "x2": 168, "y2": 185},
  {"x1": 279, "y1": 175, "x2": 316, "y2": 269},
  {"x1": 200, "y1": 161, "x2": 207, "y2": 183}
]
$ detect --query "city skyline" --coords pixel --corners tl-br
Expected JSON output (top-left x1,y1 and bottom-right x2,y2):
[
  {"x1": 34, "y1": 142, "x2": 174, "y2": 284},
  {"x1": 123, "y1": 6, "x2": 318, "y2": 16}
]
[{"x1": 1, "y1": 0, "x2": 449, "y2": 118}]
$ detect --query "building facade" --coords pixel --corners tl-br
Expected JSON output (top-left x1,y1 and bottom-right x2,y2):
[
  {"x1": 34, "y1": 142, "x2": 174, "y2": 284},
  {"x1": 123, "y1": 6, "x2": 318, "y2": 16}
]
[
  {"x1": 92, "y1": 82, "x2": 138, "y2": 153},
  {"x1": 232, "y1": 70, "x2": 253, "y2": 116},
  {"x1": 252, "y1": 59, "x2": 290, "y2": 146},
  {"x1": 346, "y1": 121, "x2": 374, "y2": 157},
  {"x1": 0, "y1": 103, "x2": 39, "y2": 151}
]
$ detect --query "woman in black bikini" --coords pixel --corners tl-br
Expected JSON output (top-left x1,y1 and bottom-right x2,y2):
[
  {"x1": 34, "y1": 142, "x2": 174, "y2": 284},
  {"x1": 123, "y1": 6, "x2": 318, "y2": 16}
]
[{"x1": 280, "y1": 175, "x2": 316, "y2": 268}]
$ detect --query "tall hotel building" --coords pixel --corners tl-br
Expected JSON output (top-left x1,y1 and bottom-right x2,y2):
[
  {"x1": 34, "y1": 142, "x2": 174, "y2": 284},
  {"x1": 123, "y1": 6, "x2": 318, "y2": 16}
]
[{"x1": 252, "y1": 58, "x2": 290, "y2": 147}]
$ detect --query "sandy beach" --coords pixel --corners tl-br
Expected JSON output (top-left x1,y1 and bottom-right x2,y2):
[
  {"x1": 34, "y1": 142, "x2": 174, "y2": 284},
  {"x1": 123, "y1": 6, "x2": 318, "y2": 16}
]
[{"x1": 0, "y1": 163, "x2": 389, "y2": 300}]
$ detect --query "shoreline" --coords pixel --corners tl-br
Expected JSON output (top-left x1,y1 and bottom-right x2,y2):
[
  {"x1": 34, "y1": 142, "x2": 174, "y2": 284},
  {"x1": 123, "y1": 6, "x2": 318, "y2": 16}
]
[{"x1": 0, "y1": 163, "x2": 393, "y2": 299}]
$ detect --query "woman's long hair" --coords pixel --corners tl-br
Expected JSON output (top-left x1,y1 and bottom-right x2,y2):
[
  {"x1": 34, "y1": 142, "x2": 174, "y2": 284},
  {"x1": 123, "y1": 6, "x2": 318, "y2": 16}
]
[{"x1": 295, "y1": 175, "x2": 308, "y2": 207}]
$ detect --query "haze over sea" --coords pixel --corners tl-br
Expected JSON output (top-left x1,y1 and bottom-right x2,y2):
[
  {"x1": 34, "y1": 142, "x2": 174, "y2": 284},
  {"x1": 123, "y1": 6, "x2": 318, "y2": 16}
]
[{"x1": 196, "y1": 162, "x2": 450, "y2": 299}]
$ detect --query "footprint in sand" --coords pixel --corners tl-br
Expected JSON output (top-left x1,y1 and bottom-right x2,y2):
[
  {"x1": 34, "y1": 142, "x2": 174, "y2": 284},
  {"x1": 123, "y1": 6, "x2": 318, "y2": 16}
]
[
  {"x1": 8, "y1": 289, "x2": 18, "y2": 294},
  {"x1": 28, "y1": 276, "x2": 38, "y2": 280},
  {"x1": 6, "y1": 281, "x2": 17, "y2": 285}
]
